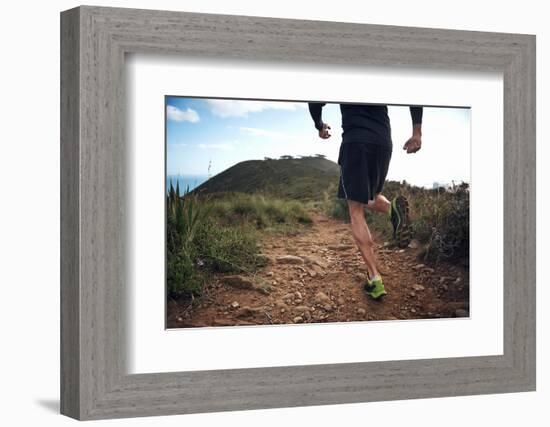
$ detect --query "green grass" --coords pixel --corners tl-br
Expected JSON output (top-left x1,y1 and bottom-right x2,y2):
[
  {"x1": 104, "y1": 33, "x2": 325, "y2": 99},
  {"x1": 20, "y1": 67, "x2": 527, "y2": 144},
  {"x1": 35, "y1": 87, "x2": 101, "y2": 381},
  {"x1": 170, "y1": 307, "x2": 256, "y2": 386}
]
[
  {"x1": 206, "y1": 192, "x2": 312, "y2": 230},
  {"x1": 166, "y1": 185, "x2": 312, "y2": 298}
]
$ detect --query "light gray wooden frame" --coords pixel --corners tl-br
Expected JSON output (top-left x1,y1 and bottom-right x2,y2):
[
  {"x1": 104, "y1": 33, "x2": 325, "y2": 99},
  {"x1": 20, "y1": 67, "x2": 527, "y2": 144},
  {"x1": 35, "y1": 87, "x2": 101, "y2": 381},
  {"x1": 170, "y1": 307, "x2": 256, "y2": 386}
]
[{"x1": 60, "y1": 5, "x2": 536, "y2": 421}]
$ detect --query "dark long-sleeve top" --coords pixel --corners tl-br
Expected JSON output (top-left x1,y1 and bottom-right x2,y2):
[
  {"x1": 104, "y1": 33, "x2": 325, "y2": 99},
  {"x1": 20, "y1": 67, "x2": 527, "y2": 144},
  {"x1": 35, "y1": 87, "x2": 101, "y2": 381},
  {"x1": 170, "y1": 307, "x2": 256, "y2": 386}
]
[{"x1": 308, "y1": 102, "x2": 422, "y2": 146}]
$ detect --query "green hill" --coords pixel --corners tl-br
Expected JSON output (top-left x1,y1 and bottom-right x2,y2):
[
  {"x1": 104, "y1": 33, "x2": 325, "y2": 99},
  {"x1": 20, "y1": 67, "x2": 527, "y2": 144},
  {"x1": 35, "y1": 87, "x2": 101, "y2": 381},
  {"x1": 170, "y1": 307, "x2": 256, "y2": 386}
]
[{"x1": 192, "y1": 156, "x2": 340, "y2": 200}]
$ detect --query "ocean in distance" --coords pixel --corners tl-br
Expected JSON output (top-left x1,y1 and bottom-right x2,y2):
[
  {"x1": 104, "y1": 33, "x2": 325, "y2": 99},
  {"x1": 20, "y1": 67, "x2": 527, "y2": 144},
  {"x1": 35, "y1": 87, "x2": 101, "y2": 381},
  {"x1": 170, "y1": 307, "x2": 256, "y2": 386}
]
[{"x1": 166, "y1": 174, "x2": 209, "y2": 194}]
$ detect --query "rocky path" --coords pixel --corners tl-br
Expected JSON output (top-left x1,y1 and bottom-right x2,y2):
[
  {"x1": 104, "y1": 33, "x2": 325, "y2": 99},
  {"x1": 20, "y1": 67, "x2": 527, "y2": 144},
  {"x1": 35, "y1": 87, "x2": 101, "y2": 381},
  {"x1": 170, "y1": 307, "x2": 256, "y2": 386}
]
[{"x1": 167, "y1": 213, "x2": 469, "y2": 328}]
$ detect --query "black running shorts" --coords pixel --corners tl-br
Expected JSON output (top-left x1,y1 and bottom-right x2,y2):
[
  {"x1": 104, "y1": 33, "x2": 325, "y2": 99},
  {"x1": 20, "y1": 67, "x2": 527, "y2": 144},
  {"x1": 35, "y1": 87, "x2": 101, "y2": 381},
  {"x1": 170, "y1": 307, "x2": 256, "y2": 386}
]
[{"x1": 337, "y1": 142, "x2": 392, "y2": 204}]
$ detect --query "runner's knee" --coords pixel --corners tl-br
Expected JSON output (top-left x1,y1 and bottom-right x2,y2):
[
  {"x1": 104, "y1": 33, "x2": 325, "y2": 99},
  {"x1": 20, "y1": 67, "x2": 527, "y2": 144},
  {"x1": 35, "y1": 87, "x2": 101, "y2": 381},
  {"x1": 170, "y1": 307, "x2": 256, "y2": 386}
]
[{"x1": 348, "y1": 204, "x2": 365, "y2": 224}]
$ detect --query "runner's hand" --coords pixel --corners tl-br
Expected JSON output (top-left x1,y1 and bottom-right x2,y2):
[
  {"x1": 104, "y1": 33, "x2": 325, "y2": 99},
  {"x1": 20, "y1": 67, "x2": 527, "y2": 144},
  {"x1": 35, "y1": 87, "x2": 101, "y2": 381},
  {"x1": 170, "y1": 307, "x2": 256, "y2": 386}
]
[
  {"x1": 403, "y1": 134, "x2": 421, "y2": 153},
  {"x1": 318, "y1": 123, "x2": 331, "y2": 139}
]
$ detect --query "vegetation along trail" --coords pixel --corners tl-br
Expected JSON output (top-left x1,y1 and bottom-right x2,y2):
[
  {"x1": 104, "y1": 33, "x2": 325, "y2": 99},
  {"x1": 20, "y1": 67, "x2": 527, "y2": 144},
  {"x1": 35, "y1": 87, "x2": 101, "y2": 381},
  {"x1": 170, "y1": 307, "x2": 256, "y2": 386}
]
[{"x1": 167, "y1": 211, "x2": 469, "y2": 328}]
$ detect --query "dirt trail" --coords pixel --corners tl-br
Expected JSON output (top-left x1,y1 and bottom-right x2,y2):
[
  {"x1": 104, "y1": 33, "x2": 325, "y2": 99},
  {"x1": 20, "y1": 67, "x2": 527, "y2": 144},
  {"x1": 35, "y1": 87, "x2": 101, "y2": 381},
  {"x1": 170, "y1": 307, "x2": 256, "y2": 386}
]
[{"x1": 167, "y1": 213, "x2": 469, "y2": 328}]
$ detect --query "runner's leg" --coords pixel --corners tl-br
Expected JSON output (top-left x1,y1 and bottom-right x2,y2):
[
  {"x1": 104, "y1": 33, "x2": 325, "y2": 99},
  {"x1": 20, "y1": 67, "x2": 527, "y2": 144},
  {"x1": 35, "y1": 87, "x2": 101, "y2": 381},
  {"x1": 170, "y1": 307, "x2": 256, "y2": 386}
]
[
  {"x1": 366, "y1": 193, "x2": 391, "y2": 214},
  {"x1": 347, "y1": 200, "x2": 380, "y2": 278}
]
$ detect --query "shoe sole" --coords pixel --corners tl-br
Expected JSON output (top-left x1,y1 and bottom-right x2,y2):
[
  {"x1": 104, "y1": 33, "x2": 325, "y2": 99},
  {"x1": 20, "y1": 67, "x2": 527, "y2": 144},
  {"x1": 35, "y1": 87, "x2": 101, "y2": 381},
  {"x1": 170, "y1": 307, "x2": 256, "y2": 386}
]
[
  {"x1": 368, "y1": 291, "x2": 387, "y2": 301},
  {"x1": 363, "y1": 282, "x2": 387, "y2": 300}
]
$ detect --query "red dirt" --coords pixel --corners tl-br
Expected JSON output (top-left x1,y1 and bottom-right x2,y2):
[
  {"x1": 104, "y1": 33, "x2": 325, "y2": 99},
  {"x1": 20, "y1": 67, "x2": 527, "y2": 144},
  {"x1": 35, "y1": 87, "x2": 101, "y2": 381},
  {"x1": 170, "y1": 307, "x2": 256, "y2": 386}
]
[{"x1": 167, "y1": 213, "x2": 469, "y2": 328}]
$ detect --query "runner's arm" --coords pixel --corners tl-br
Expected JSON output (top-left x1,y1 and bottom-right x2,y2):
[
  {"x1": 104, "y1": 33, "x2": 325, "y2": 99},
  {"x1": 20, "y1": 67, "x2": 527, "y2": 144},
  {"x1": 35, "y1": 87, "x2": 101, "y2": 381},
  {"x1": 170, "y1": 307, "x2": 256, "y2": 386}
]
[
  {"x1": 404, "y1": 106, "x2": 423, "y2": 153},
  {"x1": 308, "y1": 102, "x2": 326, "y2": 130},
  {"x1": 409, "y1": 106, "x2": 423, "y2": 132}
]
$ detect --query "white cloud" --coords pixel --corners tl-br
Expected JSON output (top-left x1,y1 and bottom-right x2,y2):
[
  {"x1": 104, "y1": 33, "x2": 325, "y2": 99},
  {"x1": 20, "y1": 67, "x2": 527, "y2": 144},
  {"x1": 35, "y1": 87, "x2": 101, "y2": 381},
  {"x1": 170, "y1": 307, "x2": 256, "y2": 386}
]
[
  {"x1": 198, "y1": 143, "x2": 234, "y2": 151},
  {"x1": 238, "y1": 126, "x2": 282, "y2": 138},
  {"x1": 205, "y1": 99, "x2": 304, "y2": 118},
  {"x1": 166, "y1": 105, "x2": 200, "y2": 123}
]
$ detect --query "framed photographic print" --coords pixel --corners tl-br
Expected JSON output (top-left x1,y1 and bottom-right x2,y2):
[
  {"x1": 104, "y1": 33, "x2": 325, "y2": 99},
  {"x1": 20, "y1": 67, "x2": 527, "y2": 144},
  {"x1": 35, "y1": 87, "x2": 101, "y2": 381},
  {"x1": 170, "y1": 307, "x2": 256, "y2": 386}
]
[{"x1": 60, "y1": 5, "x2": 536, "y2": 420}]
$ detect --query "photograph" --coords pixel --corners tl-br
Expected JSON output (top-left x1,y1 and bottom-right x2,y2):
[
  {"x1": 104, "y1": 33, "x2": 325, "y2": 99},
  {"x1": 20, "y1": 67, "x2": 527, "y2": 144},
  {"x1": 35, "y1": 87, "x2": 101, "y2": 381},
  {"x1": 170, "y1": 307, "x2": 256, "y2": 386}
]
[{"x1": 165, "y1": 96, "x2": 471, "y2": 328}]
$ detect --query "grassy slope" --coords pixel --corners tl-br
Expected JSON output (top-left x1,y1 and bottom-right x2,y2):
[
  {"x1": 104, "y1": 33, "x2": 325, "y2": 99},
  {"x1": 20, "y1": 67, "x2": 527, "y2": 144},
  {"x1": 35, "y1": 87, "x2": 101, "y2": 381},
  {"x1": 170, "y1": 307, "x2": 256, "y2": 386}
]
[{"x1": 192, "y1": 157, "x2": 340, "y2": 200}]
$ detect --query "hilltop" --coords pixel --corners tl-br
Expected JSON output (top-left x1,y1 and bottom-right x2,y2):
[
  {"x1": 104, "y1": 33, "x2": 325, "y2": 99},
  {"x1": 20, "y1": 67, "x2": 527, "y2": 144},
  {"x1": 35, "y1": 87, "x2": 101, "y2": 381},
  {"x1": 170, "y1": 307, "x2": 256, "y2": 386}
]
[{"x1": 192, "y1": 156, "x2": 339, "y2": 200}]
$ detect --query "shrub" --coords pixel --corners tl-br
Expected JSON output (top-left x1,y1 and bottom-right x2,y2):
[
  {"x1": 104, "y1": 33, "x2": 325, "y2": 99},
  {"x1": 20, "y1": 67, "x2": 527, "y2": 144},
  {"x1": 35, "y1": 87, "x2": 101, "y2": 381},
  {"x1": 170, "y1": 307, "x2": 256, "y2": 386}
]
[
  {"x1": 411, "y1": 218, "x2": 433, "y2": 244},
  {"x1": 325, "y1": 181, "x2": 470, "y2": 262},
  {"x1": 423, "y1": 185, "x2": 469, "y2": 262},
  {"x1": 166, "y1": 188, "x2": 312, "y2": 298}
]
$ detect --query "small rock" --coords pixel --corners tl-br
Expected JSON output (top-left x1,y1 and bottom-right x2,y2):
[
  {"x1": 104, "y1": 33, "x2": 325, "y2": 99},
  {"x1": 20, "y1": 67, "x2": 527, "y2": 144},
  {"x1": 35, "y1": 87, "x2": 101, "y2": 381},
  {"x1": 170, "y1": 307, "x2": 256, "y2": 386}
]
[
  {"x1": 412, "y1": 284, "x2": 425, "y2": 291},
  {"x1": 282, "y1": 293, "x2": 295, "y2": 302},
  {"x1": 293, "y1": 305, "x2": 311, "y2": 314},
  {"x1": 409, "y1": 291, "x2": 416, "y2": 298},
  {"x1": 276, "y1": 255, "x2": 304, "y2": 265},
  {"x1": 323, "y1": 304, "x2": 333, "y2": 312},
  {"x1": 294, "y1": 291, "x2": 302, "y2": 300},
  {"x1": 455, "y1": 308, "x2": 469, "y2": 318},
  {"x1": 337, "y1": 297, "x2": 345, "y2": 305},
  {"x1": 455, "y1": 277, "x2": 463, "y2": 283},
  {"x1": 424, "y1": 267, "x2": 435, "y2": 274},
  {"x1": 230, "y1": 301, "x2": 240, "y2": 309},
  {"x1": 293, "y1": 316, "x2": 304, "y2": 324},
  {"x1": 177, "y1": 316, "x2": 183, "y2": 322},
  {"x1": 411, "y1": 308, "x2": 416, "y2": 313},
  {"x1": 275, "y1": 300, "x2": 289, "y2": 310},
  {"x1": 266, "y1": 271, "x2": 274, "y2": 277},
  {"x1": 397, "y1": 249, "x2": 406, "y2": 253},
  {"x1": 413, "y1": 264, "x2": 425, "y2": 270},
  {"x1": 314, "y1": 291, "x2": 331, "y2": 305},
  {"x1": 357, "y1": 308, "x2": 366, "y2": 316},
  {"x1": 314, "y1": 265, "x2": 326, "y2": 276}
]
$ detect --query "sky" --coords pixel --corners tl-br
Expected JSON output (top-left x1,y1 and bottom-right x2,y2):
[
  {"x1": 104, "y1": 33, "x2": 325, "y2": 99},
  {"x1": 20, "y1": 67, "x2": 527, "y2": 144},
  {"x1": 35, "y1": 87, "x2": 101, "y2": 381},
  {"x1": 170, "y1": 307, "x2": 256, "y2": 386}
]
[{"x1": 166, "y1": 97, "x2": 471, "y2": 188}]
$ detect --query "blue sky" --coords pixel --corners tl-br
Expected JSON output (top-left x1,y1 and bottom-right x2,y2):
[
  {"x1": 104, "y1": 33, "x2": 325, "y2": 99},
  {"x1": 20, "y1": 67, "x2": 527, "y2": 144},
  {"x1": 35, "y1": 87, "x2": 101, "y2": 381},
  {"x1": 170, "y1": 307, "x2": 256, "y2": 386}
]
[{"x1": 166, "y1": 97, "x2": 471, "y2": 187}]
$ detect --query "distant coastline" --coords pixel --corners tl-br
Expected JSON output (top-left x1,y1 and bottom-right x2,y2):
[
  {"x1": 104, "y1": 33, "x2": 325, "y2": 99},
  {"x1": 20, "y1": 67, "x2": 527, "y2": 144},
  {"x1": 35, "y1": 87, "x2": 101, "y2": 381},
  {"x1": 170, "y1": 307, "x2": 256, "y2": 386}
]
[{"x1": 166, "y1": 174, "x2": 209, "y2": 193}]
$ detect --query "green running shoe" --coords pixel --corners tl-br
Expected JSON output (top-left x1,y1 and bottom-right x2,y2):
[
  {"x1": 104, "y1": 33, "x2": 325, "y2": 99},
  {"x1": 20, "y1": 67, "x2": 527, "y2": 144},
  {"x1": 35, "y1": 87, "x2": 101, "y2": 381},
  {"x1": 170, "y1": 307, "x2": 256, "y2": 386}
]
[
  {"x1": 364, "y1": 276, "x2": 387, "y2": 300},
  {"x1": 390, "y1": 195, "x2": 412, "y2": 248}
]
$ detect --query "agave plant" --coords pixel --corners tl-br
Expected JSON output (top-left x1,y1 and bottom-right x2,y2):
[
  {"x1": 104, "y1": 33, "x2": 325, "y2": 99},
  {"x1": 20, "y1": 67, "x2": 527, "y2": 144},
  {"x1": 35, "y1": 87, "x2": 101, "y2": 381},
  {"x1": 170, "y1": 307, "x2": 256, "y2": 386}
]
[
  {"x1": 168, "y1": 182, "x2": 204, "y2": 248},
  {"x1": 166, "y1": 181, "x2": 215, "y2": 296}
]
